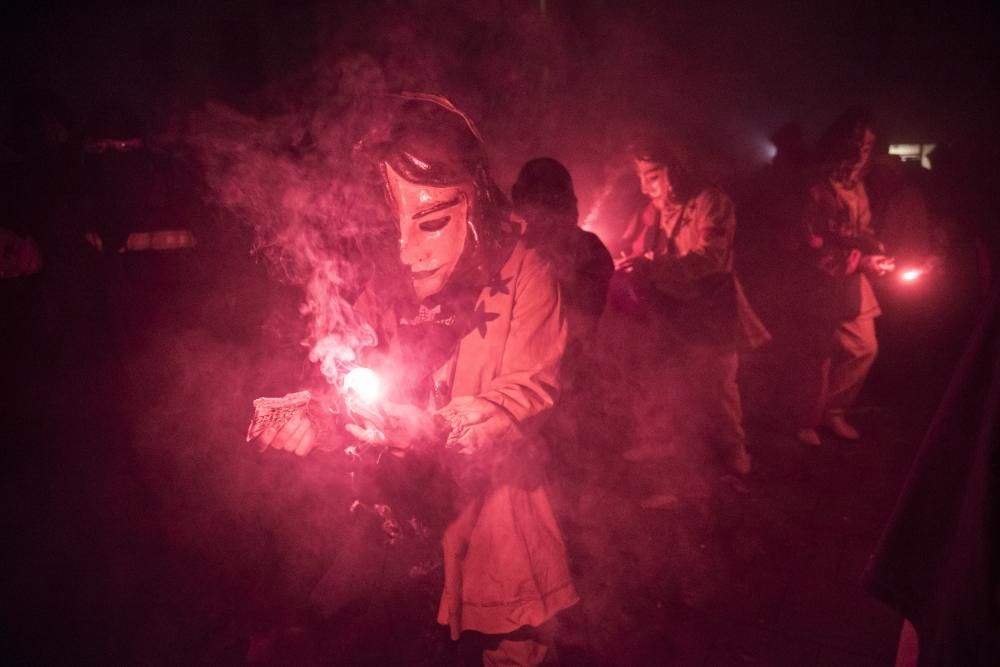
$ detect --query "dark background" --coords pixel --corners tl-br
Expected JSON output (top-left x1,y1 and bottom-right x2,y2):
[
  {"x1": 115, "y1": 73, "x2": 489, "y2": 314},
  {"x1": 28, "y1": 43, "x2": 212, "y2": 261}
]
[
  {"x1": 2, "y1": 1, "x2": 997, "y2": 664},
  {"x1": 3, "y1": 0, "x2": 998, "y2": 202}
]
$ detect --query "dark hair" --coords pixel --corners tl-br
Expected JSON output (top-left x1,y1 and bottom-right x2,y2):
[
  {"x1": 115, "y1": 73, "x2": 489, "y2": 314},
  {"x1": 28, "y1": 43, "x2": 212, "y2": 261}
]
[
  {"x1": 627, "y1": 135, "x2": 706, "y2": 203},
  {"x1": 511, "y1": 157, "x2": 578, "y2": 245},
  {"x1": 358, "y1": 97, "x2": 508, "y2": 213},
  {"x1": 816, "y1": 106, "x2": 877, "y2": 171},
  {"x1": 353, "y1": 95, "x2": 513, "y2": 282}
]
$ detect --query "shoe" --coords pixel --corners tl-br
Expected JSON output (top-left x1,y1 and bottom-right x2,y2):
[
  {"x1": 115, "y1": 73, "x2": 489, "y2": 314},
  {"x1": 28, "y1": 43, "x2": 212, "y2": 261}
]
[
  {"x1": 723, "y1": 448, "x2": 752, "y2": 476},
  {"x1": 623, "y1": 444, "x2": 670, "y2": 462},
  {"x1": 796, "y1": 428, "x2": 821, "y2": 447},
  {"x1": 824, "y1": 414, "x2": 860, "y2": 440}
]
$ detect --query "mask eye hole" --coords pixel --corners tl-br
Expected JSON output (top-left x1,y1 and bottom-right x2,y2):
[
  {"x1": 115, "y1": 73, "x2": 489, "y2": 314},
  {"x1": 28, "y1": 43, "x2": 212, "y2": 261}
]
[{"x1": 419, "y1": 216, "x2": 450, "y2": 232}]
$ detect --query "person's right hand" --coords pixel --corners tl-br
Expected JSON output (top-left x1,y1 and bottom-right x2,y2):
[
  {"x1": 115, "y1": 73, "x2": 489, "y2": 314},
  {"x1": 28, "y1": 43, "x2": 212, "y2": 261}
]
[
  {"x1": 344, "y1": 400, "x2": 440, "y2": 454},
  {"x1": 257, "y1": 413, "x2": 317, "y2": 457}
]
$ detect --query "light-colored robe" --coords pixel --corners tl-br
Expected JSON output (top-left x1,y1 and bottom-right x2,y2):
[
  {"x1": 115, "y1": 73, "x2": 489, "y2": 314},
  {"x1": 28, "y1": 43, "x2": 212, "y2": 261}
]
[
  {"x1": 427, "y1": 240, "x2": 579, "y2": 638},
  {"x1": 620, "y1": 187, "x2": 771, "y2": 350}
]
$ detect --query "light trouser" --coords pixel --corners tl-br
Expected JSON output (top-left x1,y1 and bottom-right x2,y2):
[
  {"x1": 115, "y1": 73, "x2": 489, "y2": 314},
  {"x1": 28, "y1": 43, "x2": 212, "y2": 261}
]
[
  {"x1": 826, "y1": 315, "x2": 879, "y2": 415},
  {"x1": 663, "y1": 345, "x2": 747, "y2": 462},
  {"x1": 795, "y1": 315, "x2": 879, "y2": 428}
]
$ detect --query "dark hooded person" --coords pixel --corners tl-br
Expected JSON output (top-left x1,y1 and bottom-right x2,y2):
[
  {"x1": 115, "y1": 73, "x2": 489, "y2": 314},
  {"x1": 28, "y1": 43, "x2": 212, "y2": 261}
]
[
  {"x1": 257, "y1": 96, "x2": 578, "y2": 665},
  {"x1": 511, "y1": 157, "x2": 614, "y2": 484},
  {"x1": 511, "y1": 157, "x2": 613, "y2": 368},
  {"x1": 615, "y1": 136, "x2": 770, "y2": 480}
]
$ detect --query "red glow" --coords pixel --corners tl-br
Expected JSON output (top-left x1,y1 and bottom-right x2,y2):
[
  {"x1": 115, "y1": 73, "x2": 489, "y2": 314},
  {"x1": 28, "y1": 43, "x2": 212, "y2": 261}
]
[{"x1": 900, "y1": 269, "x2": 921, "y2": 282}]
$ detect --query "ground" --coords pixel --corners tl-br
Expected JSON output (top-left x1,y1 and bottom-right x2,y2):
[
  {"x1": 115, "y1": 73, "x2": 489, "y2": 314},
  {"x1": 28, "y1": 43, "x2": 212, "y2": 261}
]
[{"x1": 2, "y1": 256, "x2": 972, "y2": 665}]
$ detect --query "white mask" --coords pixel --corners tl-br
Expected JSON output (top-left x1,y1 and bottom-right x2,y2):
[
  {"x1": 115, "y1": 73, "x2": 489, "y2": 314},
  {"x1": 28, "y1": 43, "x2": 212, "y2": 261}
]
[
  {"x1": 635, "y1": 158, "x2": 673, "y2": 211},
  {"x1": 384, "y1": 163, "x2": 473, "y2": 300}
]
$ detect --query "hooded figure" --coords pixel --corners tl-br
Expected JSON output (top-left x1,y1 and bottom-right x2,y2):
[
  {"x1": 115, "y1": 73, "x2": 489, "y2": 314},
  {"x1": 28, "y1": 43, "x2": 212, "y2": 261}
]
[{"x1": 512, "y1": 157, "x2": 613, "y2": 363}]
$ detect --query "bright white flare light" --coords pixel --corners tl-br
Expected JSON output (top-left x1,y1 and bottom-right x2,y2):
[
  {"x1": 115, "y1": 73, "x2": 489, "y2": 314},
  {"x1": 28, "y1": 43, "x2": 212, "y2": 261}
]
[
  {"x1": 900, "y1": 269, "x2": 921, "y2": 282},
  {"x1": 343, "y1": 367, "x2": 381, "y2": 404}
]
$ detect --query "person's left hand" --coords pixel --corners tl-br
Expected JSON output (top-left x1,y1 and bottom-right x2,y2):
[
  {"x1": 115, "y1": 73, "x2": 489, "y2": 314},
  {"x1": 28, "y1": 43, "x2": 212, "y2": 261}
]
[
  {"x1": 861, "y1": 254, "x2": 896, "y2": 277},
  {"x1": 437, "y1": 396, "x2": 518, "y2": 455},
  {"x1": 344, "y1": 400, "x2": 440, "y2": 455}
]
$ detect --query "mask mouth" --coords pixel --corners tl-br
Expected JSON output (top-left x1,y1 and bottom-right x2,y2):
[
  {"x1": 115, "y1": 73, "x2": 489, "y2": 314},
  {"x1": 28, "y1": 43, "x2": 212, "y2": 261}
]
[{"x1": 409, "y1": 266, "x2": 444, "y2": 280}]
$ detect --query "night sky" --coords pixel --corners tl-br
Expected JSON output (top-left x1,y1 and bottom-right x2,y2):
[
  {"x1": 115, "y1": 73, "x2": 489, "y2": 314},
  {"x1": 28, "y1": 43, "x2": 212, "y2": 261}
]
[{"x1": 3, "y1": 0, "x2": 997, "y2": 155}]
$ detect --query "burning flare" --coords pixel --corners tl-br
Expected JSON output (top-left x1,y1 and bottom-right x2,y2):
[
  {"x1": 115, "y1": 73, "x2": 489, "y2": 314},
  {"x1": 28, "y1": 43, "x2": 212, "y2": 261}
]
[{"x1": 343, "y1": 367, "x2": 381, "y2": 405}]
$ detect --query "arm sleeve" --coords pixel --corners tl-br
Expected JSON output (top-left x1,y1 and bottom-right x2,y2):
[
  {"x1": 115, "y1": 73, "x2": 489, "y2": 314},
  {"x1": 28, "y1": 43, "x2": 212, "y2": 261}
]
[
  {"x1": 480, "y1": 252, "x2": 567, "y2": 428},
  {"x1": 649, "y1": 189, "x2": 736, "y2": 296}
]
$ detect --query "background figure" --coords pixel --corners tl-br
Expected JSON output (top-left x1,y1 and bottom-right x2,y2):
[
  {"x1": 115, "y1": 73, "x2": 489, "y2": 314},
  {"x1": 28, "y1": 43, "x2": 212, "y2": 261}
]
[
  {"x1": 613, "y1": 136, "x2": 769, "y2": 484},
  {"x1": 512, "y1": 157, "x2": 613, "y2": 360},
  {"x1": 793, "y1": 107, "x2": 893, "y2": 446},
  {"x1": 510, "y1": 157, "x2": 613, "y2": 532},
  {"x1": 732, "y1": 121, "x2": 814, "y2": 426}
]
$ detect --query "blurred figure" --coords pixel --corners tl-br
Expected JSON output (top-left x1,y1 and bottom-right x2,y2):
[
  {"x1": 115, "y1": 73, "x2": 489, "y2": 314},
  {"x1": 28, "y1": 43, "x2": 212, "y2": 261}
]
[
  {"x1": 735, "y1": 121, "x2": 812, "y2": 317},
  {"x1": 733, "y1": 122, "x2": 814, "y2": 425},
  {"x1": 769, "y1": 122, "x2": 809, "y2": 173},
  {"x1": 867, "y1": 156, "x2": 935, "y2": 269},
  {"x1": 614, "y1": 136, "x2": 769, "y2": 480},
  {"x1": 793, "y1": 107, "x2": 893, "y2": 446},
  {"x1": 512, "y1": 157, "x2": 613, "y2": 365},
  {"x1": 511, "y1": 157, "x2": 613, "y2": 500},
  {"x1": 0, "y1": 88, "x2": 94, "y2": 414}
]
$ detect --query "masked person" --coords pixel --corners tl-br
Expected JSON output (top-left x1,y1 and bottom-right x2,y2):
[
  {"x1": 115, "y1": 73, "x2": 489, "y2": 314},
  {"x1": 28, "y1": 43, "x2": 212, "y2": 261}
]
[
  {"x1": 793, "y1": 108, "x2": 893, "y2": 446},
  {"x1": 258, "y1": 96, "x2": 578, "y2": 665},
  {"x1": 615, "y1": 137, "x2": 769, "y2": 480}
]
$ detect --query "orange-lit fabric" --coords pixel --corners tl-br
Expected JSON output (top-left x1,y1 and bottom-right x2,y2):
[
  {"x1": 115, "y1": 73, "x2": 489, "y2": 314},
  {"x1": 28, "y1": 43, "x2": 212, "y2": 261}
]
[
  {"x1": 620, "y1": 188, "x2": 771, "y2": 350},
  {"x1": 427, "y1": 241, "x2": 579, "y2": 637}
]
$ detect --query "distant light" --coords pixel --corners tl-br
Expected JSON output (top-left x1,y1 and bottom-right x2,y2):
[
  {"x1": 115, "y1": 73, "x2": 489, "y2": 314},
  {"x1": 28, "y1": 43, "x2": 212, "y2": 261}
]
[
  {"x1": 888, "y1": 143, "x2": 936, "y2": 170},
  {"x1": 763, "y1": 142, "x2": 777, "y2": 162},
  {"x1": 343, "y1": 367, "x2": 381, "y2": 404},
  {"x1": 900, "y1": 269, "x2": 921, "y2": 282}
]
